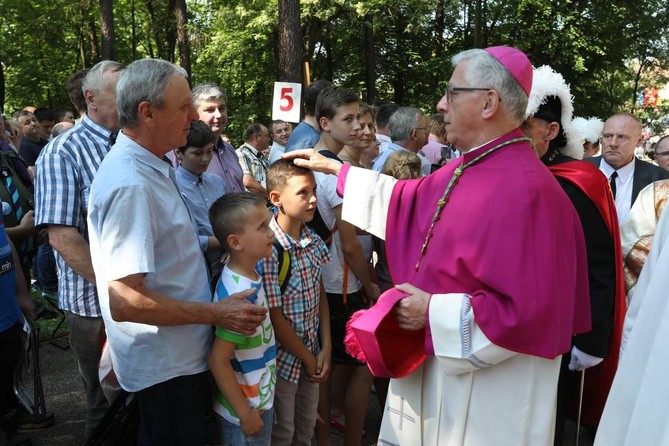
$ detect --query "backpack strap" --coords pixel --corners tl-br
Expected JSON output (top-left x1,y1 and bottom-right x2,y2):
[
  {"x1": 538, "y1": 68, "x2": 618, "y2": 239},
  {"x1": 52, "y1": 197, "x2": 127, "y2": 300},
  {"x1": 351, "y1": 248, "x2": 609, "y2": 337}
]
[{"x1": 273, "y1": 239, "x2": 292, "y2": 295}]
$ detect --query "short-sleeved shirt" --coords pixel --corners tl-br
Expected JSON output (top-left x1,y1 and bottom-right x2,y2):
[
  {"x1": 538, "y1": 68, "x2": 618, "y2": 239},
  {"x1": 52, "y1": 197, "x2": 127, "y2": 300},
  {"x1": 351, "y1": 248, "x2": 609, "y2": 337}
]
[
  {"x1": 257, "y1": 216, "x2": 330, "y2": 383},
  {"x1": 284, "y1": 121, "x2": 320, "y2": 153},
  {"x1": 174, "y1": 166, "x2": 226, "y2": 277},
  {"x1": 34, "y1": 115, "x2": 113, "y2": 317},
  {"x1": 314, "y1": 169, "x2": 363, "y2": 294},
  {"x1": 87, "y1": 131, "x2": 212, "y2": 392},
  {"x1": 237, "y1": 143, "x2": 268, "y2": 188},
  {"x1": 212, "y1": 265, "x2": 276, "y2": 423},
  {"x1": 206, "y1": 138, "x2": 245, "y2": 193}
]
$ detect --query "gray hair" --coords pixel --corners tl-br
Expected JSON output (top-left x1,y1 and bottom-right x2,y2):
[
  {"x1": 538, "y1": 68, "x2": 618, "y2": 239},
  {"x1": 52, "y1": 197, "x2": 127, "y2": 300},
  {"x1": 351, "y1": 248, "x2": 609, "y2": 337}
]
[
  {"x1": 389, "y1": 107, "x2": 424, "y2": 142},
  {"x1": 82, "y1": 60, "x2": 124, "y2": 95},
  {"x1": 116, "y1": 59, "x2": 188, "y2": 128},
  {"x1": 192, "y1": 83, "x2": 228, "y2": 108},
  {"x1": 452, "y1": 49, "x2": 528, "y2": 123}
]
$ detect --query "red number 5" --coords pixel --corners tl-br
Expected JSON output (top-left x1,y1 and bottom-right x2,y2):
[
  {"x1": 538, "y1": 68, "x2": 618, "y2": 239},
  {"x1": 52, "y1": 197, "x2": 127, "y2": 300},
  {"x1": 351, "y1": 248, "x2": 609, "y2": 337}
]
[{"x1": 280, "y1": 87, "x2": 294, "y2": 112}]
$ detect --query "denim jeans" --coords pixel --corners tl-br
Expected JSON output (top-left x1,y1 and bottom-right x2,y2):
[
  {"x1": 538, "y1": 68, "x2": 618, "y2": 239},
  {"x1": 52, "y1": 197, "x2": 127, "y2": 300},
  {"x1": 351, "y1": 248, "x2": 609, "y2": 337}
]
[
  {"x1": 32, "y1": 242, "x2": 58, "y2": 292},
  {"x1": 219, "y1": 409, "x2": 273, "y2": 446}
]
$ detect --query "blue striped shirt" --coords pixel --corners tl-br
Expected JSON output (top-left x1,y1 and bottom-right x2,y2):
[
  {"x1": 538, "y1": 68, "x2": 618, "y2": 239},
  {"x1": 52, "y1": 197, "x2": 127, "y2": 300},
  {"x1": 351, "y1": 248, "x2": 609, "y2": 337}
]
[{"x1": 34, "y1": 115, "x2": 114, "y2": 317}]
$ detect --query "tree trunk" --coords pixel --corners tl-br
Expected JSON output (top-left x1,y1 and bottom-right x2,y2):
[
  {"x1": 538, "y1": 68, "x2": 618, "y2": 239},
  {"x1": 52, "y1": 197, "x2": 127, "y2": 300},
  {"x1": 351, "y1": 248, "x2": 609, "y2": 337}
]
[
  {"x1": 434, "y1": 0, "x2": 445, "y2": 58},
  {"x1": 100, "y1": 0, "x2": 115, "y2": 60},
  {"x1": 392, "y1": 12, "x2": 406, "y2": 104},
  {"x1": 165, "y1": 0, "x2": 177, "y2": 62},
  {"x1": 632, "y1": 58, "x2": 646, "y2": 110},
  {"x1": 173, "y1": 0, "x2": 191, "y2": 79},
  {"x1": 302, "y1": 17, "x2": 321, "y2": 63},
  {"x1": 277, "y1": 0, "x2": 303, "y2": 83},
  {"x1": 0, "y1": 62, "x2": 5, "y2": 114},
  {"x1": 131, "y1": 0, "x2": 137, "y2": 60},
  {"x1": 474, "y1": 0, "x2": 482, "y2": 48},
  {"x1": 363, "y1": 13, "x2": 375, "y2": 104},
  {"x1": 76, "y1": 21, "x2": 87, "y2": 68},
  {"x1": 145, "y1": 0, "x2": 176, "y2": 62},
  {"x1": 87, "y1": 0, "x2": 100, "y2": 63},
  {"x1": 323, "y1": 25, "x2": 334, "y2": 82}
]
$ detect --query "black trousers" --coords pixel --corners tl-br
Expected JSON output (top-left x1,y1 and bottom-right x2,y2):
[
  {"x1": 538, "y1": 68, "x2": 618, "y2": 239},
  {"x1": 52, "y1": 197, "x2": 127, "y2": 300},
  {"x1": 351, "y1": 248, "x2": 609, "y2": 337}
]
[
  {"x1": 136, "y1": 371, "x2": 210, "y2": 446},
  {"x1": 0, "y1": 320, "x2": 21, "y2": 417},
  {"x1": 554, "y1": 353, "x2": 577, "y2": 446}
]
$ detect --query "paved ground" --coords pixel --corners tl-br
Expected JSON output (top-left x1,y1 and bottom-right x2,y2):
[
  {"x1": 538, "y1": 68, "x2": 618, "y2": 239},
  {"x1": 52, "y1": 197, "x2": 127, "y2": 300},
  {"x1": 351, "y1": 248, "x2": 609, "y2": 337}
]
[
  {"x1": 24, "y1": 331, "x2": 593, "y2": 446},
  {"x1": 25, "y1": 333, "x2": 382, "y2": 446}
]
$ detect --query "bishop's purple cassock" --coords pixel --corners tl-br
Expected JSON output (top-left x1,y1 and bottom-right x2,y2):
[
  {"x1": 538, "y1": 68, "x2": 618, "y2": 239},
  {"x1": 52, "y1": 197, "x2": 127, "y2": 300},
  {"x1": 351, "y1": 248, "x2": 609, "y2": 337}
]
[{"x1": 338, "y1": 128, "x2": 591, "y2": 445}]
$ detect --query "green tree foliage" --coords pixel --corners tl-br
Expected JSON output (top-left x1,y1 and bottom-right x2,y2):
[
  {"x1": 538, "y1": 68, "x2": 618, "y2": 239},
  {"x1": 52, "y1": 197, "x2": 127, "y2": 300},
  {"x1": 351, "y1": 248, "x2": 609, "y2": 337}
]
[{"x1": 1, "y1": 0, "x2": 667, "y2": 142}]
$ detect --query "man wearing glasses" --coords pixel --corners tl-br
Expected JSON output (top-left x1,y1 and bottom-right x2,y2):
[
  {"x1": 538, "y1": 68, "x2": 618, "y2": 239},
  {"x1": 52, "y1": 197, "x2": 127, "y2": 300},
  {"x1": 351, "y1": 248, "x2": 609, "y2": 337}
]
[
  {"x1": 285, "y1": 46, "x2": 590, "y2": 445},
  {"x1": 652, "y1": 135, "x2": 669, "y2": 171}
]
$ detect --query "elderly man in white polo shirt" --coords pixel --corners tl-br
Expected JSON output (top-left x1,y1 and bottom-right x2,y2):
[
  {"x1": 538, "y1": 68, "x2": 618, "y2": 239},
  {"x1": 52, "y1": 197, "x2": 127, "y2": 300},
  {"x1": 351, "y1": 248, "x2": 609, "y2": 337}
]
[{"x1": 88, "y1": 58, "x2": 267, "y2": 445}]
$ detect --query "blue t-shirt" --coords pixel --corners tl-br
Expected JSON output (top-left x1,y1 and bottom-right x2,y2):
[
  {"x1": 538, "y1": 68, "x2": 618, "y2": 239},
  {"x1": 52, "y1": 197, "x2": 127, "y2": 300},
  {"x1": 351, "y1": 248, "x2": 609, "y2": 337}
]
[
  {"x1": 284, "y1": 122, "x2": 320, "y2": 153},
  {"x1": 0, "y1": 215, "x2": 21, "y2": 332}
]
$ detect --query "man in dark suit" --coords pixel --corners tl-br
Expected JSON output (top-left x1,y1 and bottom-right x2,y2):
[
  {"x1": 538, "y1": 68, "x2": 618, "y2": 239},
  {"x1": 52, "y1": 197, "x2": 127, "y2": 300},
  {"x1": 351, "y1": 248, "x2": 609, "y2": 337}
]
[{"x1": 585, "y1": 113, "x2": 669, "y2": 222}]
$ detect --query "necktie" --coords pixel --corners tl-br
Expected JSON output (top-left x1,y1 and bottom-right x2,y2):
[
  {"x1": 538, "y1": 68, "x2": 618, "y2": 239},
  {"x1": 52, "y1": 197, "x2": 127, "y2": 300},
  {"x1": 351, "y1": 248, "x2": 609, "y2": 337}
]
[{"x1": 609, "y1": 171, "x2": 618, "y2": 199}]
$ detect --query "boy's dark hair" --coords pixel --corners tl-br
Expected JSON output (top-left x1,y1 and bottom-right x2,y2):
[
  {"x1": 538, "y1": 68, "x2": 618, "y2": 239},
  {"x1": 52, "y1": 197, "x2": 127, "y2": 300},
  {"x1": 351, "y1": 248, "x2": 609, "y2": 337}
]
[
  {"x1": 315, "y1": 86, "x2": 359, "y2": 125},
  {"x1": 33, "y1": 107, "x2": 55, "y2": 123},
  {"x1": 67, "y1": 68, "x2": 90, "y2": 114},
  {"x1": 209, "y1": 192, "x2": 267, "y2": 251},
  {"x1": 177, "y1": 120, "x2": 216, "y2": 152},
  {"x1": 304, "y1": 80, "x2": 333, "y2": 116},
  {"x1": 266, "y1": 159, "x2": 315, "y2": 195},
  {"x1": 376, "y1": 103, "x2": 400, "y2": 130}
]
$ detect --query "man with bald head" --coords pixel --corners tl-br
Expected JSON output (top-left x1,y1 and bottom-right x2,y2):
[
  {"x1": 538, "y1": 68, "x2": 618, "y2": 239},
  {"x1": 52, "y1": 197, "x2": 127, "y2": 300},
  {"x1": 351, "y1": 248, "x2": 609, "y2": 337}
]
[{"x1": 585, "y1": 113, "x2": 669, "y2": 222}]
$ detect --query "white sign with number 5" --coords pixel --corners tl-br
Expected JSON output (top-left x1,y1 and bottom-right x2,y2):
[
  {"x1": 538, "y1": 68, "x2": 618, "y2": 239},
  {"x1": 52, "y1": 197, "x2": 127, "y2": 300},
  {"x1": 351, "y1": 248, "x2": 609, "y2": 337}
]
[{"x1": 272, "y1": 82, "x2": 302, "y2": 123}]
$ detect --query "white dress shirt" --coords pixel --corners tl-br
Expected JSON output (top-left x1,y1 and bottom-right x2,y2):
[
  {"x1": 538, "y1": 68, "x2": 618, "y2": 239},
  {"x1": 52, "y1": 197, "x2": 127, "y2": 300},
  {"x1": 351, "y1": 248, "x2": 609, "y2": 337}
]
[{"x1": 599, "y1": 158, "x2": 635, "y2": 223}]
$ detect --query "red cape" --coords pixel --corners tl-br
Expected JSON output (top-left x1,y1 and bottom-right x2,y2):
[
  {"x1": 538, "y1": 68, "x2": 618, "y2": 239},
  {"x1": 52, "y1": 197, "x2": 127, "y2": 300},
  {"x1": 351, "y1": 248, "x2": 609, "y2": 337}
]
[{"x1": 549, "y1": 161, "x2": 627, "y2": 427}]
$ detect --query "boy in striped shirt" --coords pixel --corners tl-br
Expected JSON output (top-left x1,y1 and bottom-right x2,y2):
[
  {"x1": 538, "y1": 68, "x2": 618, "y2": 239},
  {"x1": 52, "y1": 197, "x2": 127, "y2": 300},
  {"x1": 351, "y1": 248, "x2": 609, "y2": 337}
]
[{"x1": 208, "y1": 192, "x2": 277, "y2": 445}]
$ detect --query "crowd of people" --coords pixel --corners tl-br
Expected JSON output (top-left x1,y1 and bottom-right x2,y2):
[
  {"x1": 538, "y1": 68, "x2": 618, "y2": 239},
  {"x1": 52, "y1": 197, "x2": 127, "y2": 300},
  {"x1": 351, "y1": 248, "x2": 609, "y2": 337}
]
[{"x1": 1, "y1": 45, "x2": 669, "y2": 446}]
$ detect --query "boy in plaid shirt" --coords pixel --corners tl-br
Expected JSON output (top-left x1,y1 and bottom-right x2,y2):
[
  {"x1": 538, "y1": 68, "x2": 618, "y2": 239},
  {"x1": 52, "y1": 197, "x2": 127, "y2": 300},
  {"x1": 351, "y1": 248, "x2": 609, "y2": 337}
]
[{"x1": 257, "y1": 159, "x2": 331, "y2": 446}]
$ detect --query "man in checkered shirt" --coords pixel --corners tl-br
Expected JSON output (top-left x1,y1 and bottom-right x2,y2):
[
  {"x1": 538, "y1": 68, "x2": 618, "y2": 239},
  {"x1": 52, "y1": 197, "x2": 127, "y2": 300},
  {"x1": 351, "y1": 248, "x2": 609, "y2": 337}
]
[{"x1": 34, "y1": 60, "x2": 124, "y2": 437}]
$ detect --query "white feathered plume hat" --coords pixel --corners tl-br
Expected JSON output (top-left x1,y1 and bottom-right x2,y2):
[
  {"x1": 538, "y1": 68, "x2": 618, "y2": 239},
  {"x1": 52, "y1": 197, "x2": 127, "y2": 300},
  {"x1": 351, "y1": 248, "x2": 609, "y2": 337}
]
[
  {"x1": 525, "y1": 65, "x2": 583, "y2": 159},
  {"x1": 570, "y1": 117, "x2": 604, "y2": 145}
]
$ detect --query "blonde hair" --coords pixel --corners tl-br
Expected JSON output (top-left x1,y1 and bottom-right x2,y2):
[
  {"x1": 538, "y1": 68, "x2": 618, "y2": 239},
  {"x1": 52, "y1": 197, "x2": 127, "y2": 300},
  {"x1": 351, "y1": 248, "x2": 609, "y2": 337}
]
[{"x1": 382, "y1": 150, "x2": 422, "y2": 179}]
